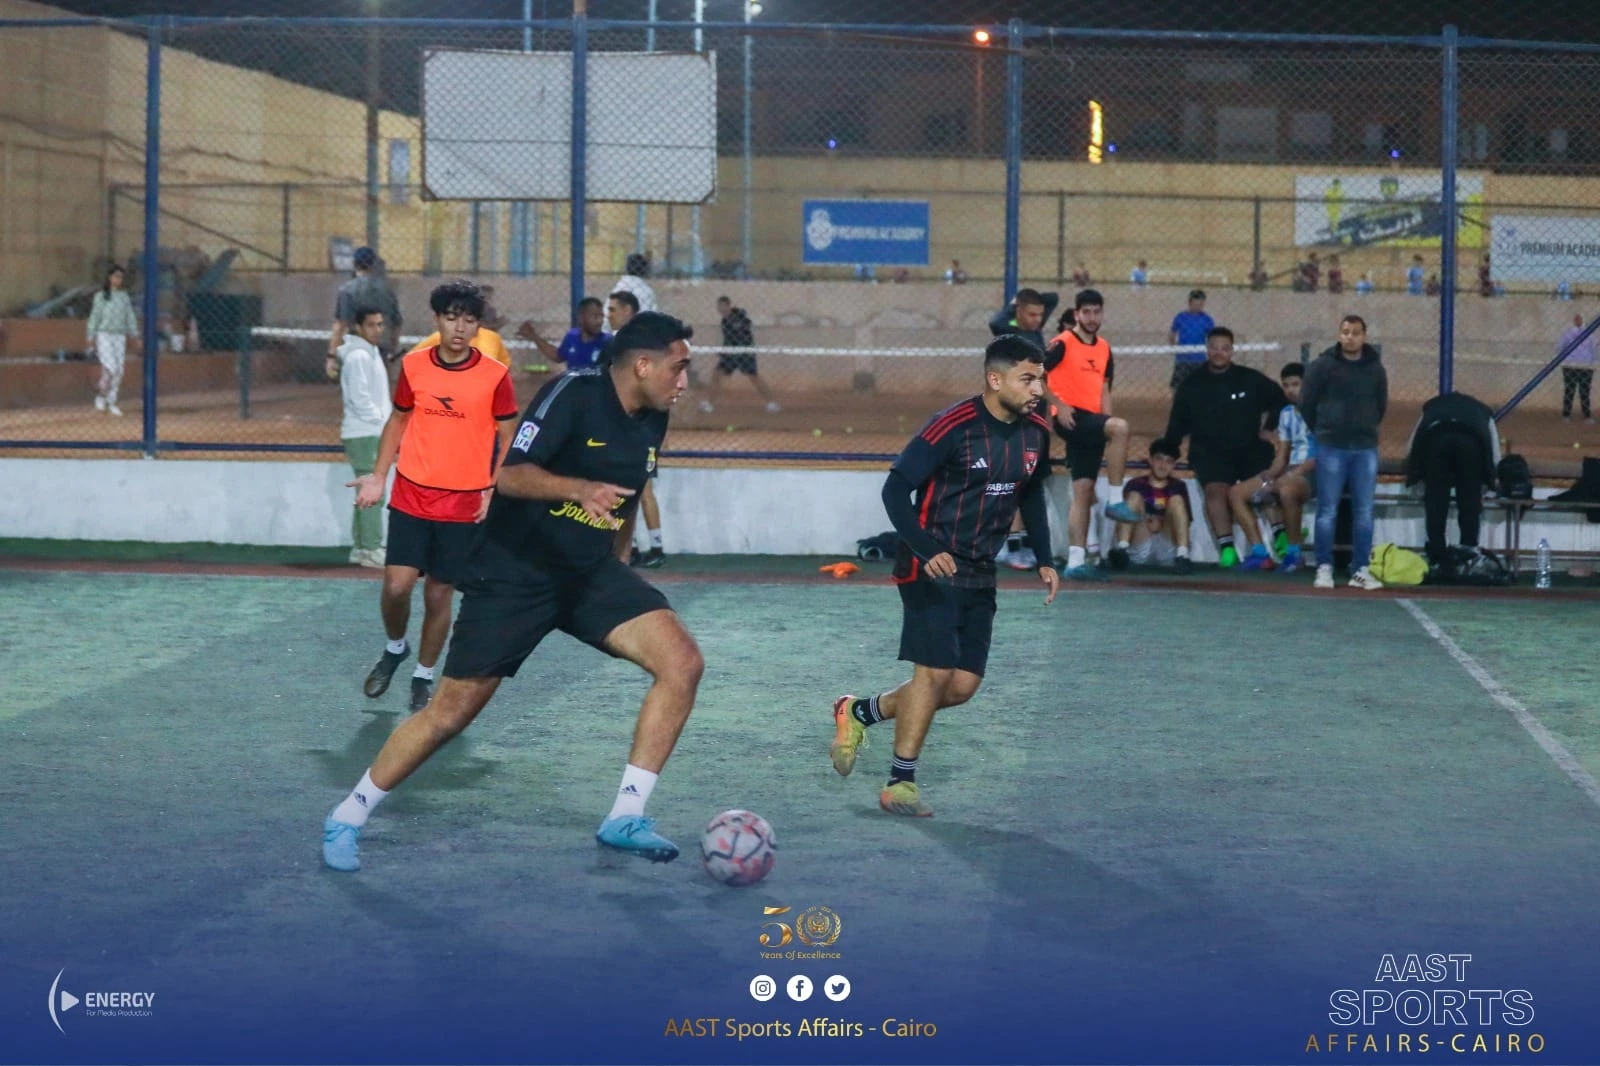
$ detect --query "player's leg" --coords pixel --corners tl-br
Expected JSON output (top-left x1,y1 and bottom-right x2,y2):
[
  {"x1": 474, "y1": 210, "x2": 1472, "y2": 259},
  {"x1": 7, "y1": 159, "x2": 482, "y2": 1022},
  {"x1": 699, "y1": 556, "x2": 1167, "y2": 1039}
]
[
  {"x1": 1064, "y1": 477, "x2": 1107, "y2": 579},
  {"x1": 1164, "y1": 489, "x2": 1193, "y2": 571},
  {"x1": 413, "y1": 575, "x2": 454, "y2": 710},
  {"x1": 1563, "y1": 368, "x2": 1578, "y2": 419},
  {"x1": 1583, "y1": 369, "x2": 1594, "y2": 421},
  {"x1": 1312, "y1": 447, "x2": 1350, "y2": 588},
  {"x1": 1202, "y1": 480, "x2": 1238, "y2": 567},
  {"x1": 323, "y1": 675, "x2": 502, "y2": 871},
  {"x1": 1100, "y1": 417, "x2": 1137, "y2": 521},
  {"x1": 103, "y1": 336, "x2": 126, "y2": 415},
  {"x1": 368, "y1": 562, "x2": 420, "y2": 697},
  {"x1": 743, "y1": 357, "x2": 781, "y2": 412},
  {"x1": 699, "y1": 359, "x2": 730, "y2": 412},
  {"x1": 1108, "y1": 489, "x2": 1145, "y2": 570},
  {"x1": 1276, "y1": 473, "x2": 1311, "y2": 571},
  {"x1": 1227, "y1": 472, "x2": 1273, "y2": 569}
]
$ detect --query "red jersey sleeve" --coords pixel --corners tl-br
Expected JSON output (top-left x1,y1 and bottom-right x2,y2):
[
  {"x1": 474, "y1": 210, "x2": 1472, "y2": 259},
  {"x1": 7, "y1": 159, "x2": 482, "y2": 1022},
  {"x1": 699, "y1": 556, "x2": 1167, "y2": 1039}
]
[
  {"x1": 393, "y1": 366, "x2": 415, "y2": 411},
  {"x1": 491, "y1": 372, "x2": 518, "y2": 420}
]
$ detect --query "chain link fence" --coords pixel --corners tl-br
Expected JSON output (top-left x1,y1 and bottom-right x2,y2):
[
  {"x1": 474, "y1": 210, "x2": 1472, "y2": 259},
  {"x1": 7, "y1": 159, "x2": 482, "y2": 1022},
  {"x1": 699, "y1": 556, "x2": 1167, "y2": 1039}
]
[{"x1": 3, "y1": 6, "x2": 1599, "y2": 476}]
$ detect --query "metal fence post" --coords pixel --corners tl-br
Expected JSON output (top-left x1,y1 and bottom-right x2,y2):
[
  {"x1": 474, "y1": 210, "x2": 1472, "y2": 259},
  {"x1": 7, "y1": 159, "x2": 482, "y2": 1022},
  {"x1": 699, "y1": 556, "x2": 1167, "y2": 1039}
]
[
  {"x1": 141, "y1": 19, "x2": 162, "y2": 458},
  {"x1": 569, "y1": 1, "x2": 588, "y2": 325},
  {"x1": 1002, "y1": 18, "x2": 1022, "y2": 300},
  {"x1": 1439, "y1": 23, "x2": 1459, "y2": 395}
]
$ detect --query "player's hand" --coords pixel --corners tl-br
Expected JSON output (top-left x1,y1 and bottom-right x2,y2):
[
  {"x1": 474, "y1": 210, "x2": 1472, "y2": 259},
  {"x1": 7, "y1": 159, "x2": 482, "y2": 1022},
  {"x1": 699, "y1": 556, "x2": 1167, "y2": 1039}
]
[
  {"x1": 924, "y1": 552, "x2": 957, "y2": 579},
  {"x1": 325, "y1": 353, "x2": 340, "y2": 380},
  {"x1": 516, "y1": 320, "x2": 539, "y2": 341},
  {"x1": 475, "y1": 488, "x2": 493, "y2": 522},
  {"x1": 1038, "y1": 565, "x2": 1059, "y2": 605},
  {"x1": 1055, "y1": 407, "x2": 1076, "y2": 431},
  {"x1": 346, "y1": 473, "x2": 384, "y2": 508},
  {"x1": 578, "y1": 480, "x2": 634, "y2": 525}
]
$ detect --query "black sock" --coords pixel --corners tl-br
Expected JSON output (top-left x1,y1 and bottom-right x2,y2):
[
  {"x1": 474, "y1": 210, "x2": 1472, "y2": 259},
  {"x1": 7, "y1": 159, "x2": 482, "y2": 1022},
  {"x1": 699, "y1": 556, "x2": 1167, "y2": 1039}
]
[
  {"x1": 888, "y1": 754, "x2": 917, "y2": 785},
  {"x1": 1005, "y1": 533, "x2": 1023, "y2": 552},
  {"x1": 851, "y1": 695, "x2": 883, "y2": 727},
  {"x1": 1217, "y1": 535, "x2": 1235, "y2": 552}
]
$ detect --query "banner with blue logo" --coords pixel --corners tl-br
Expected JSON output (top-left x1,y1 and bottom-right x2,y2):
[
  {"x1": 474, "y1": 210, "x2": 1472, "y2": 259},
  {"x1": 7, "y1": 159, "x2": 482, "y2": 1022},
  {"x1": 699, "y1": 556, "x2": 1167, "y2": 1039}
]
[{"x1": 802, "y1": 199, "x2": 930, "y2": 265}]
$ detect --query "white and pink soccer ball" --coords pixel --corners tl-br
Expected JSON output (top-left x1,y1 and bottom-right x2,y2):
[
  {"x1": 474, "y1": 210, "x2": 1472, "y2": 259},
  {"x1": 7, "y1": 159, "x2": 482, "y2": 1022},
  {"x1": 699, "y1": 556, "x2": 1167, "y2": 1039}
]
[{"x1": 700, "y1": 809, "x2": 777, "y2": 886}]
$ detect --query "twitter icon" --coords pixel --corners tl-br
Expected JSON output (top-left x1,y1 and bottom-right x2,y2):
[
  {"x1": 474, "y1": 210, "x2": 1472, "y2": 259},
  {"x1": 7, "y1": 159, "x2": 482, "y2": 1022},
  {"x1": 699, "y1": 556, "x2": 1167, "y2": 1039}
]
[{"x1": 824, "y1": 975, "x2": 851, "y2": 1002}]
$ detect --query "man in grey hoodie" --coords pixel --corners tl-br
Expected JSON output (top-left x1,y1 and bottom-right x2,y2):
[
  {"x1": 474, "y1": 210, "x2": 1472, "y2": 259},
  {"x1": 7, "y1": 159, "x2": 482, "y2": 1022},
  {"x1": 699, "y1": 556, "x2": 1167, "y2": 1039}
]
[{"x1": 1299, "y1": 314, "x2": 1387, "y2": 589}]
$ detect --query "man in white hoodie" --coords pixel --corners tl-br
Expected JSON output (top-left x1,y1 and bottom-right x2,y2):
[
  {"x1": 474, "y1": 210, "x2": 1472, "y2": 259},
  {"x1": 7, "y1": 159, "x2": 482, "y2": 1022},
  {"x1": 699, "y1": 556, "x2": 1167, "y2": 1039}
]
[{"x1": 339, "y1": 307, "x2": 394, "y2": 567}]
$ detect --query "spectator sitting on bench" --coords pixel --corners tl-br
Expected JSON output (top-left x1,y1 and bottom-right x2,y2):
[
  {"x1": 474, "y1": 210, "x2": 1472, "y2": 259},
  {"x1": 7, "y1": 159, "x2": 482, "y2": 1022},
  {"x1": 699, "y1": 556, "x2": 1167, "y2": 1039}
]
[
  {"x1": 1108, "y1": 438, "x2": 1192, "y2": 573},
  {"x1": 1257, "y1": 362, "x2": 1318, "y2": 573}
]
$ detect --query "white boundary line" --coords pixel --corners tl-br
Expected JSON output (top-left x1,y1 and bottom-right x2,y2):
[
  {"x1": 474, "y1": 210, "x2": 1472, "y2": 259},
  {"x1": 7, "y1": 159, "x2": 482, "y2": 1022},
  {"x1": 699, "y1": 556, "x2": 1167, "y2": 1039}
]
[{"x1": 1396, "y1": 597, "x2": 1600, "y2": 810}]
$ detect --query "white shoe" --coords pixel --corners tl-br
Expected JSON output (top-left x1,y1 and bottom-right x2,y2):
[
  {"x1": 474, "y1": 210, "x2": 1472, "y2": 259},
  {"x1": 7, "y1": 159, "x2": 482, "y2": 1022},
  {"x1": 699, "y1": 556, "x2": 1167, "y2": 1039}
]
[
  {"x1": 1012, "y1": 547, "x2": 1038, "y2": 570},
  {"x1": 94, "y1": 395, "x2": 106, "y2": 411},
  {"x1": 698, "y1": 399, "x2": 714, "y2": 414},
  {"x1": 108, "y1": 404, "x2": 124, "y2": 417},
  {"x1": 1313, "y1": 564, "x2": 1335, "y2": 589},
  {"x1": 765, "y1": 401, "x2": 782, "y2": 413},
  {"x1": 1348, "y1": 567, "x2": 1384, "y2": 590},
  {"x1": 359, "y1": 549, "x2": 386, "y2": 569}
]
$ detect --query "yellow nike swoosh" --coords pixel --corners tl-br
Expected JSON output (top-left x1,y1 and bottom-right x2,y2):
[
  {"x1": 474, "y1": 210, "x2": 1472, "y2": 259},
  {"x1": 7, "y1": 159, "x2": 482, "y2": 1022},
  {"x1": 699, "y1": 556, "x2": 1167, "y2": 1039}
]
[{"x1": 587, "y1": 439, "x2": 606, "y2": 447}]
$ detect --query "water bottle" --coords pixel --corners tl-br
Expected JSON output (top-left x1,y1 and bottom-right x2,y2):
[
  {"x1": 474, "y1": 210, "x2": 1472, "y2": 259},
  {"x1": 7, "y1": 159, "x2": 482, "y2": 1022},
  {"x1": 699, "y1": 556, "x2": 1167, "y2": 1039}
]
[{"x1": 1535, "y1": 538, "x2": 1552, "y2": 589}]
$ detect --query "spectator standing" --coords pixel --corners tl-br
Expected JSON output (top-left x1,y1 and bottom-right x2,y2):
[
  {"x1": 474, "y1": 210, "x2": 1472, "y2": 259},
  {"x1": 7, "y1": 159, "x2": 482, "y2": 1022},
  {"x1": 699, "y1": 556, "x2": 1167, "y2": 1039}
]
[
  {"x1": 607, "y1": 290, "x2": 640, "y2": 333},
  {"x1": 521, "y1": 296, "x2": 610, "y2": 370},
  {"x1": 327, "y1": 246, "x2": 401, "y2": 377},
  {"x1": 1326, "y1": 255, "x2": 1345, "y2": 295},
  {"x1": 1407, "y1": 255, "x2": 1426, "y2": 295},
  {"x1": 701, "y1": 296, "x2": 780, "y2": 414},
  {"x1": 1300, "y1": 314, "x2": 1388, "y2": 590},
  {"x1": 1425, "y1": 273, "x2": 1442, "y2": 297},
  {"x1": 1072, "y1": 263, "x2": 1092, "y2": 288},
  {"x1": 1130, "y1": 260, "x2": 1149, "y2": 287},
  {"x1": 1162, "y1": 326, "x2": 1286, "y2": 569},
  {"x1": 478, "y1": 284, "x2": 506, "y2": 331},
  {"x1": 86, "y1": 263, "x2": 138, "y2": 417},
  {"x1": 337, "y1": 307, "x2": 393, "y2": 568},
  {"x1": 1167, "y1": 289, "x2": 1215, "y2": 391},
  {"x1": 1559, "y1": 313, "x2": 1595, "y2": 423},
  {"x1": 945, "y1": 259, "x2": 968, "y2": 285},
  {"x1": 1355, "y1": 273, "x2": 1374, "y2": 295},
  {"x1": 1297, "y1": 253, "x2": 1321, "y2": 293},
  {"x1": 613, "y1": 253, "x2": 658, "y2": 313},
  {"x1": 1478, "y1": 255, "x2": 1494, "y2": 298},
  {"x1": 1403, "y1": 391, "x2": 1499, "y2": 570}
]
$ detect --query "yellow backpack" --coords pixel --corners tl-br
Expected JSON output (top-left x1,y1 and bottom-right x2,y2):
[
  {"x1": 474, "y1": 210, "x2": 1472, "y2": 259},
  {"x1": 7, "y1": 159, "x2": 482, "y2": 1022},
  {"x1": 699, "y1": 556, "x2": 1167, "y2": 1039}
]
[{"x1": 1368, "y1": 543, "x2": 1427, "y2": 586}]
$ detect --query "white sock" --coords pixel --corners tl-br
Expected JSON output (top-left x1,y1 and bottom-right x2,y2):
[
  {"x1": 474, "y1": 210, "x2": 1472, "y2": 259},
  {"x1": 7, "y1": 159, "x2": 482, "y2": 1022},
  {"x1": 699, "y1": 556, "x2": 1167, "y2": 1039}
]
[
  {"x1": 1176, "y1": 546, "x2": 1190, "y2": 558},
  {"x1": 1116, "y1": 539, "x2": 1130, "y2": 550},
  {"x1": 649, "y1": 528, "x2": 664, "y2": 550},
  {"x1": 607, "y1": 763, "x2": 658, "y2": 820},
  {"x1": 386, "y1": 637, "x2": 407, "y2": 655},
  {"x1": 331, "y1": 769, "x2": 388, "y2": 827},
  {"x1": 413, "y1": 663, "x2": 434, "y2": 681},
  {"x1": 1068, "y1": 546, "x2": 1087, "y2": 569}
]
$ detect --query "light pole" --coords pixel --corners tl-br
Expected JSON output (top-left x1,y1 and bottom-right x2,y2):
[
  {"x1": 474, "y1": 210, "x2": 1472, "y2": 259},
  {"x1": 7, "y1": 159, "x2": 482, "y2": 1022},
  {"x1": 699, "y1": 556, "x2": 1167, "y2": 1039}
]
[
  {"x1": 364, "y1": 0, "x2": 381, "y2": 250},
  {"x1": 741, "y1": 0, "x2": 760, "y2": 277},
  {"x1": 689, "y1": 0, "x2": 705, "y2": 277}
]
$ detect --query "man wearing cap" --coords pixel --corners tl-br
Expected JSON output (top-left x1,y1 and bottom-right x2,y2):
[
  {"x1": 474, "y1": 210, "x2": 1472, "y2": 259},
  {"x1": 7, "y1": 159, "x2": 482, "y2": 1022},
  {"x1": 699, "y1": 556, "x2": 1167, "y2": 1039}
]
[
  {"x1": 1167, "y1": 289, "x2": 1214, "y2": 391},
  {"x1": 322, "y1": 311, "x2": 704, "y2": 872},
  {"x1": 328, "y1": 246, "x2": 403, "y2": 375}
]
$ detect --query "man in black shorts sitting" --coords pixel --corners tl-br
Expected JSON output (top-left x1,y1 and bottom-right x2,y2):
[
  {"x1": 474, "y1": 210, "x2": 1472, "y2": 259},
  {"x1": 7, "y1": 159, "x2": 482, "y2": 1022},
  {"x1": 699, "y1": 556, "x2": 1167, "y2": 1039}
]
[
  {"x1": 1162, "y1": 326, "x2": 1286, "y2": 569},
  {"x1": 323, "y1": 312, "x2": 704, "y2": 871},
  {"x1": 829, "y1": 335, "x2": 1059, "y2": 818}
]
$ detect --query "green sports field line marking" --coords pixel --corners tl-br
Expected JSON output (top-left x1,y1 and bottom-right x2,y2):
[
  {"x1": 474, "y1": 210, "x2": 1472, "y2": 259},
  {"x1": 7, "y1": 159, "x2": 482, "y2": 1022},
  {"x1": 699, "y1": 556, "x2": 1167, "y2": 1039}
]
[{"x1": 1397, "y1": 597, "x2": 1600, "y2": 810}]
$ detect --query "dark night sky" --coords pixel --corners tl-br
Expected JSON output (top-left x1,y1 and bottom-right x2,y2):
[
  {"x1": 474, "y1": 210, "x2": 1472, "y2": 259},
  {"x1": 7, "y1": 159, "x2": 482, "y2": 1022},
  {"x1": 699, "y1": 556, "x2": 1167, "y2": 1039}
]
[{"x1": 33, "y1": 0, "x2": 1600, "y2": 43}]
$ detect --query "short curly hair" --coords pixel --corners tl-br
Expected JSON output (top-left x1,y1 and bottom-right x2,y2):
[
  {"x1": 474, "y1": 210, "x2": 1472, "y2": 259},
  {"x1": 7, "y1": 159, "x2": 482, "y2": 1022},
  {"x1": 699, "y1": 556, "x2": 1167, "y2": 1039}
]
[{"x1": 428, "y1": 280, "x2": 485, "y2": 319}]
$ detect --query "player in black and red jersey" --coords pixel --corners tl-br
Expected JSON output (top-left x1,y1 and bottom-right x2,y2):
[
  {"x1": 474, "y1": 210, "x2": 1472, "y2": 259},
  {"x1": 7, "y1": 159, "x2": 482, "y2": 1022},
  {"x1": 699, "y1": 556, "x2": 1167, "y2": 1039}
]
[{"x1": 829, "y1": 335, "x2": 1060, "y2": 817}]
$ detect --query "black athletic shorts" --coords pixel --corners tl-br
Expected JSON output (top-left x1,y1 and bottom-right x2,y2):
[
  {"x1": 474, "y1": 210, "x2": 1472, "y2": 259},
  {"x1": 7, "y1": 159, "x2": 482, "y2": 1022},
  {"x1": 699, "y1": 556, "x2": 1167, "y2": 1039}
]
[
  {"x1": 897, "y1": 579, "x2": 998, "y2": 677},
  {"x1": 385, "y1": 508, "x2": 479, "y2": 585},
  {"x1": 1191, "y1": 441, "x2": 1274, "y2": 487},
  {"x1": 443, "y1": 556, "x2": 671, "y2": 679},
  {"x1": 1054, "y1": 409, "x2": 1110, "y2": 482},
  {"x1": 716, "y1": 353, "x2": 759, "y2": 376}
]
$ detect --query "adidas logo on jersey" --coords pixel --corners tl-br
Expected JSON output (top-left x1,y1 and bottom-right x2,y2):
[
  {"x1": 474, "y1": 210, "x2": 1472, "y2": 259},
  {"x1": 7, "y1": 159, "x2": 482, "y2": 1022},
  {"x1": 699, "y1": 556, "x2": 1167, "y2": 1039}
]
[{"x1": 970, "y1": 457, "x2": 988, "y2": 469}]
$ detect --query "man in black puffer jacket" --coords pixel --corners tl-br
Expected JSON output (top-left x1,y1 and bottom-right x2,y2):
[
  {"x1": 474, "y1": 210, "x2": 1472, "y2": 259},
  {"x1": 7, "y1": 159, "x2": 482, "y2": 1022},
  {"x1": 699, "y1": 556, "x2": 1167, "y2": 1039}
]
[{"x1": 1300, "y1": 314, "x2": 1388, "y2": 589}]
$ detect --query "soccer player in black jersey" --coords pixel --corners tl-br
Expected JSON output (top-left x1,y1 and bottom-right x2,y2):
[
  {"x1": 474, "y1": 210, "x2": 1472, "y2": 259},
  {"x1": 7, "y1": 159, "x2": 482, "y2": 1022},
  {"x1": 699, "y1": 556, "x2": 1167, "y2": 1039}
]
[
  {"x1": 323, "y1": 312, "x2": 702, "y2": 870},
  {"x1": 831, "y1": 335, "x2": 1060, "y2": 817}
]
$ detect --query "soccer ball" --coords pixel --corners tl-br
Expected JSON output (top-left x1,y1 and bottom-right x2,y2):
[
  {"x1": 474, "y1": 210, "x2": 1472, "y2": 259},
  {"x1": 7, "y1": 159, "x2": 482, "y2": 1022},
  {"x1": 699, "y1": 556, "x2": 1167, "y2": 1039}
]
[{"x1": 700, "y1": 809, "x2": 777, "y2": 886}]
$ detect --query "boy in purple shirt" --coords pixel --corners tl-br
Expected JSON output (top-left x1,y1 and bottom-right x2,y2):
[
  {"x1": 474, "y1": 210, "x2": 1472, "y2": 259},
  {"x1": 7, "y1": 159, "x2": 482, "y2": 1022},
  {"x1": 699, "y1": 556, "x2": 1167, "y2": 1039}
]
[{"x1": 1108, "y1": 438, "x2": 1193, "y2": 572}]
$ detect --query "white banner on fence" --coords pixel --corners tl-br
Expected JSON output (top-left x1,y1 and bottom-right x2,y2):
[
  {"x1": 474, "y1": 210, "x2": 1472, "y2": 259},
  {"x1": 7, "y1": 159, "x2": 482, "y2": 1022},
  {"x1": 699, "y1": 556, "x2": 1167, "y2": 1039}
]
[
  {"x1": 1489, "y1": 215, "x2": 1600, "y2": 283},
  {"x1": 1294, "y1": 173, "x2": 1484, "y2": 249}
]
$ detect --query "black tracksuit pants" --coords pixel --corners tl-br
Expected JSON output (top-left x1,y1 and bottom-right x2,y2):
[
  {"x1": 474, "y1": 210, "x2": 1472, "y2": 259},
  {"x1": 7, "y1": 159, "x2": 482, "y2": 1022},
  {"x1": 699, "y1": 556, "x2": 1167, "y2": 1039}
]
[{"x1": 1420, "y1": 424, "x2": 1485, "y2": 563}]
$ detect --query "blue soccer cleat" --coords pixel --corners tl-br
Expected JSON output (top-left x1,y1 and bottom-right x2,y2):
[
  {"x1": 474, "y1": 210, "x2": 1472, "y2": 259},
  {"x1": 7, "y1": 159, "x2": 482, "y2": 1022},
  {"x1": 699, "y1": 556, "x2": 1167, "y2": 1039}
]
[
  {"x1": 595, "y1": 815, "x2": 679, "y2": 863},
  {"x1": 1103, "y1": 501, "x2": 1141, "y2": 524},
  {"x1": 1063, "y1": 562, "x2": 1108, "y2": 582},
  {"x1": 322, "y1": 816, "x2": 361, "y2": 872},
  {"x1": 1241, "y1": 544, "x2": 1276, "y2": 571}
]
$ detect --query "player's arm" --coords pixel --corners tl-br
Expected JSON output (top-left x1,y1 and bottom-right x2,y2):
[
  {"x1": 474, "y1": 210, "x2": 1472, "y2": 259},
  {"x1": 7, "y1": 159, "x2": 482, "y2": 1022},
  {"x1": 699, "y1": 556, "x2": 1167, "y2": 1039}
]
[
  {"x1": 1017, "y1": 469, "x2": 1058, "y2": 604},
  {"x1": 1100, "y1": 349, "x2": 1115, "y2": 418},
  {"x1": 882, "y1": 424, "x2": 959, "y2": 576},
  {"x1": 349, "y1": 408, "x2": 409, "y2": 508},
  {"x1": 1162, "y1": 384, "x2": 1190, "y2": 451},
  {"x1": 1298, "y1": 359, "x2": 1326, "y2": 434},
  {"x1": 496, "y1": 381, "x2": 633, "y2": 524},
  {"x1": 518, "y1": 323, "x2": 563, "y2": 364},
  {"x1": 1266, "y1": 431, "x2": 1290, "y2": 481}
]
